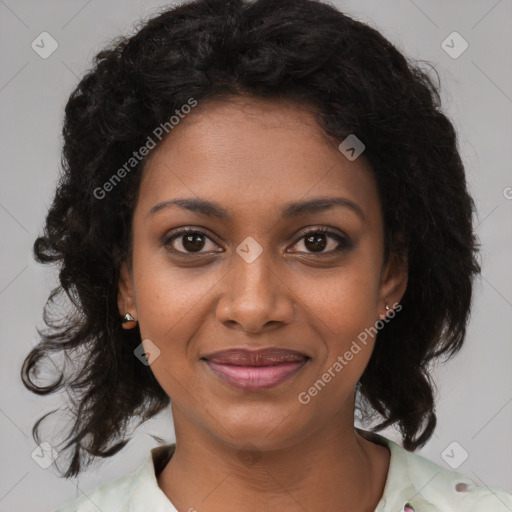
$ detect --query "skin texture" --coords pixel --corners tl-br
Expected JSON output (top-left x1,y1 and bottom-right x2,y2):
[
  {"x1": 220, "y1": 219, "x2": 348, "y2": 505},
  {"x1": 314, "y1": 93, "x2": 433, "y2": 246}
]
[{"x1": 117, "y1": 97, "x2": 408, "y2": 512}]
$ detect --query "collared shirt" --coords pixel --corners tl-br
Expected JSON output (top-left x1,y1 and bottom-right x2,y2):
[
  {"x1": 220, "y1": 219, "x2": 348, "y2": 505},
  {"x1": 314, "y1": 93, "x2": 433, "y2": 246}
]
[{"x1": 53, "y1": 432, "x2": 512, "y2": 511}]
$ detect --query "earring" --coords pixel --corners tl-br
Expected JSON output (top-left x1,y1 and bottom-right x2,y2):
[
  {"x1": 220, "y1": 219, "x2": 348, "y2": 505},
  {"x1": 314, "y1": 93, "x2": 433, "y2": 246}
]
[
  {"x1": 121, "y1": 312, "x2": 138, "y2": 329},
  {"x1": 379, "y1": 303, "x2": 390, "y2": 320}
]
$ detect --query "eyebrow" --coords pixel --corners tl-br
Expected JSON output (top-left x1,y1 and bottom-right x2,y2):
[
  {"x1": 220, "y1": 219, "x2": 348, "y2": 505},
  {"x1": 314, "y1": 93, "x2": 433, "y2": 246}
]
[{"x1": 148, "y1": 196, "x2": 365, "y2": 221}]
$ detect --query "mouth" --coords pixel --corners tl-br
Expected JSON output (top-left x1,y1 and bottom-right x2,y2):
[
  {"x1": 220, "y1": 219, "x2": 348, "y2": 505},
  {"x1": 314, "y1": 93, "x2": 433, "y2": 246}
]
[{"x1": 201, "y1": 347, "x2": 311, "y2": 391}]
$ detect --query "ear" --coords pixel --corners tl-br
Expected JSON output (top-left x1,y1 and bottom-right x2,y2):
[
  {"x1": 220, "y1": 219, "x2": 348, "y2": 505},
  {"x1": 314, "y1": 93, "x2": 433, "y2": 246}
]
[
  {"x1": 378, "y1": 249, "x2": 408, "y2": 316},
  {"x1": 117, "y1": 260, "x2": 137, "y2": 318}
]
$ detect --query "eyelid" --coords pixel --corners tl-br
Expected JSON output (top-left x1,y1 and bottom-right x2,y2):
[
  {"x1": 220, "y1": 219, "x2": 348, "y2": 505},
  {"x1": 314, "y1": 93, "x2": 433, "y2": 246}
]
[
  {"x1": 293, "y1": 225, "x2": 348, "y2": 242},
  {"x1": 164, "y1": 226, "x2": 220, "y2": 243},
  {"x1": 163, "y1": 226, "x2": 222, "y2": 253},
  {"x1": 289, "y1": 226, "x2": 352, "y2": 255}
]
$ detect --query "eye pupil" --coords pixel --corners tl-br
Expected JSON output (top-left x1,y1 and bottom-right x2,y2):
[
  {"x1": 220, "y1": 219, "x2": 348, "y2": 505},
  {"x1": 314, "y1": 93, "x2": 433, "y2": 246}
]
[
  {"x1": 305, "y1": 232, "x2": 327, "y2": 252},
  {"x1": 182, "y1": 233, "x2": 206, "y2": 252}
]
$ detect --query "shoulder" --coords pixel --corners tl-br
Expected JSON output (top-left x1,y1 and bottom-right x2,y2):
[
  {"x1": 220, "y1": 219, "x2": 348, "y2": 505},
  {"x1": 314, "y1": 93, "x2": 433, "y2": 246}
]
[
  {"x1": 52, "y1": 444, "x2": 176, "y2": 512},
  {"x1": 383, "y1": 436, "x2": 512, "y2": 511},
  {"x1": 53, "y1": 476, "x2": 134, "y2": 512},
  {"x1": 52, "y1": 471, "x2": 138, "y2": 512}
]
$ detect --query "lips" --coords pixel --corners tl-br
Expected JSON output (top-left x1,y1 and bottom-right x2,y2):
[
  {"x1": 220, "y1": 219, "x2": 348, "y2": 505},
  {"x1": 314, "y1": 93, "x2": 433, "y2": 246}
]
[{"x1": 201, "y1": 348, "x2": 310, "y2": 391}]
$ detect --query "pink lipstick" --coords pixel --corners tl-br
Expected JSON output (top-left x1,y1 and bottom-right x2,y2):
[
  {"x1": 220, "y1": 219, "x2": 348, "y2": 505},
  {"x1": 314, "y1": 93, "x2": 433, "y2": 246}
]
[{"x1": 202, "y1": 347, "x2": 309, "y2": 391}]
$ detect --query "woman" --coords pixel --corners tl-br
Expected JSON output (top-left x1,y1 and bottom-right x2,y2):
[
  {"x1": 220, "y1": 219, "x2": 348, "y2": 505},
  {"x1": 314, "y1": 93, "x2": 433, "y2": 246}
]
[{"x1": 21, "y1": 0, "x2": 512, "y2": 510}]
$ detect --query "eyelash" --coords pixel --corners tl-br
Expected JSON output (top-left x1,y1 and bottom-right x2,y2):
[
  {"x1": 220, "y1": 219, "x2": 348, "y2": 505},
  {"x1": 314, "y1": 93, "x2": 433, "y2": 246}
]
[{"x1": 163, "y1": 226, "x2": 352, "y2": 257}]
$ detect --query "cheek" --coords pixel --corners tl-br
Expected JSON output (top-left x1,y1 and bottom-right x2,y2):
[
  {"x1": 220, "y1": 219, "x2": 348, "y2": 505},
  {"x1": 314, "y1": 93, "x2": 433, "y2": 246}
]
[
  {"x1": 130, "y1": 252, "x2": 187, "y2": 353},
  {"x1": 304, "y1": 252, "x2": 382, "y2": 337},
  {"x1": 130, "y1": 248, "x2": 223, "y2": 394},
  {"x1": 132, "y1": 247, "x2": 213, "y2": 338},
  {"x1": 298, "y1": 246, "x2": 382, "y2": 380}
]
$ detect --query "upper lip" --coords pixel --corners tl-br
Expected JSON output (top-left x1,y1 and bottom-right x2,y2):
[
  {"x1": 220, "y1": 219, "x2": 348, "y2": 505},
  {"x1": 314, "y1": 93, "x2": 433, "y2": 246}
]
[{"x1": 201, "y1": 347, "x2": 310, "y2": 366}]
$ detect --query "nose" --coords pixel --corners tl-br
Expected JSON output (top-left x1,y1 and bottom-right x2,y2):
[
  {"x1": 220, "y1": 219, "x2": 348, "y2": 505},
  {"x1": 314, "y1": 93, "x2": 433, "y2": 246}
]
[{"x1": 215, "y1": 253, "x2": 295, "y2": 334}]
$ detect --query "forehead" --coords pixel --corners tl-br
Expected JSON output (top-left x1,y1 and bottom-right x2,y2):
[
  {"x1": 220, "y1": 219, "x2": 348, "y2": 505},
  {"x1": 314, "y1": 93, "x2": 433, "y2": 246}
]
[{"x1": 136, "y1": 97, "x2": 379, "y2": 224}]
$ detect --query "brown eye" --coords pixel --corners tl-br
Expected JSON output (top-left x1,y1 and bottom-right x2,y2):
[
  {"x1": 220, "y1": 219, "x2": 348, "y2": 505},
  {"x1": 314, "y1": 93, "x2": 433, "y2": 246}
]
[
  {"x1": 164, "y1": 229, "x2": 221, "y2": 254},
  {"x1": 304, "y1": 232, "x2": 329, "y2": 252},
  {"x1": 289, "y1": 228, "x2": 352, "y2": 255}
]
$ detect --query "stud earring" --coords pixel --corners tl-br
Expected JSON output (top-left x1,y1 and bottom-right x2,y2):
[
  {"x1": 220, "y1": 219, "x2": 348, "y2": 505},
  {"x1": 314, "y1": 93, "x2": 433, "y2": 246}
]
[
  {"x1": 121, "y1": 313, "x2": 138, "y2": 329},
  {"x1": 379, "y1": 303, "x2": 391, "y2": 320}
]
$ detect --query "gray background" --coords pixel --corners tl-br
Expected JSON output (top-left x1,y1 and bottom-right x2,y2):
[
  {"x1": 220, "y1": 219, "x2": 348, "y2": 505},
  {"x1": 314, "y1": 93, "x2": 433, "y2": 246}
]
[{"x1": 1, "y1": 0, "x2": 511, "y2": 510}]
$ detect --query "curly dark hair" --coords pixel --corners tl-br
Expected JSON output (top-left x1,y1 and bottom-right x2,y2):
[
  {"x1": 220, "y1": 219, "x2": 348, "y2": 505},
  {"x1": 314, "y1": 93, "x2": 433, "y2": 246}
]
[{"x1": 21, "y1": 0, "x2": 481, "y2": 478}]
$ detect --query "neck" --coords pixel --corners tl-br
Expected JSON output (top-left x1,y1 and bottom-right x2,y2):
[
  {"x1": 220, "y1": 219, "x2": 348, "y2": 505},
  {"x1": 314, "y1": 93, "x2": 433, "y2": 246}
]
[{"x1": 157, "y1": 407, "x2": 390, "y2": 512}]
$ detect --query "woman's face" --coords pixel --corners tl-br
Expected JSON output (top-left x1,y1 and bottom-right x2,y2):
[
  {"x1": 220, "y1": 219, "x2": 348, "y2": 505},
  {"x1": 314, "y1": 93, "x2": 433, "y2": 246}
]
[{"x1": 118, "y1": 97, "x2": 407, "y2": 451}]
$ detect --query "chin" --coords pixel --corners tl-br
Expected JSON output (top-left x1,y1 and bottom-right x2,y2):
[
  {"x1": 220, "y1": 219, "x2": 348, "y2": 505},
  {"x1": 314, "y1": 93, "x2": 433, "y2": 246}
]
[{"x1": 211, "y1": 408, "x2": 308, "y2": 452}]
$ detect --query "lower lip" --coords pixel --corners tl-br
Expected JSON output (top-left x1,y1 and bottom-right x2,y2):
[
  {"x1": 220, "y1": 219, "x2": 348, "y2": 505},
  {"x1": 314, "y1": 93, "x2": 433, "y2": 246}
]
[{"x1": 203, "y1": 359, "x2": 309, "y2": 391}]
